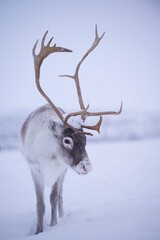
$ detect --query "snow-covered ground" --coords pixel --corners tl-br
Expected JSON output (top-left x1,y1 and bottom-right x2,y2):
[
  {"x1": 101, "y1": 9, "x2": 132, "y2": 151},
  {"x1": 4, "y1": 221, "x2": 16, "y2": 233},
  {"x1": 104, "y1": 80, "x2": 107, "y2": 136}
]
[{"x1": 0, "y1": 139, "x2": 160, "y2": 240}]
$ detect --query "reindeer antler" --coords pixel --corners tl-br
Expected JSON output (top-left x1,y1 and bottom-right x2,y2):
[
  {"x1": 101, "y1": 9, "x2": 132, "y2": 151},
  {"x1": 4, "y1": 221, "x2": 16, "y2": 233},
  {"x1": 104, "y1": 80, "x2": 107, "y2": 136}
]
[
  {"x1": 60, "y1": 25, "x2": 105, "y2": 113},
  {"x1": 32, "y1": 27, "x2": 122, "y2": 136},
  {"x1": 60, "y1": 25, "x2": 122, "y2": 134},
  {"x1": 32, "y1": 31, "x2": 73, "y2": 124},
  {"x1": 32, "y1": 31, "x2": 89, "y2": 133}
]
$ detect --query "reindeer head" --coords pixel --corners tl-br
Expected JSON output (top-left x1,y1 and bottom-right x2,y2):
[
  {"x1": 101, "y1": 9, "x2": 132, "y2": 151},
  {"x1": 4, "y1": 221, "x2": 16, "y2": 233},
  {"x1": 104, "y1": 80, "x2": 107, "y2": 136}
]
[{"x1": 48, "y1": 119, "x2": 91, "y2": 175}]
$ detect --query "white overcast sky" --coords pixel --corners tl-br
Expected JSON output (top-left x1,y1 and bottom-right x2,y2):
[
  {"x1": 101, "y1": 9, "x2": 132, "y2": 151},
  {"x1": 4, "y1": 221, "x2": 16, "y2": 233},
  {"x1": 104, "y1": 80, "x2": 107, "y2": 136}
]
[{"x1": 1, "y1": 0, "x2": 160, "y2": 114}]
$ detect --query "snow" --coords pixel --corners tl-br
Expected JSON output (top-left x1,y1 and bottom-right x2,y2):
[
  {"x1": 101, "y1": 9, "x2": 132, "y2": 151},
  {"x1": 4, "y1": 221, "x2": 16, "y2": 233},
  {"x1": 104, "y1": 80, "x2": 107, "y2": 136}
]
[
  {"x1": 63, "y1": 114, "x2": 83, "y2": 130},
  {"x1": 0, "y1": 139, "x2": 160, "y2": 240}
]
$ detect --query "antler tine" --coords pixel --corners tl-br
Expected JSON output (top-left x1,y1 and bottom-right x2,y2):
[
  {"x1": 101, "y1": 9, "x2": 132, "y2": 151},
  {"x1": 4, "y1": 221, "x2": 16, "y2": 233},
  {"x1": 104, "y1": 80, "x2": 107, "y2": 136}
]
[
  {"x1": 41, "y1": 31, "x2": 48, "y2": 47},
  {"x1": 32, "y1": 39, "x2": 39, "y2": 58},
  {"x1": 60, "y1": 25, "x2": 105, "y2": 117},
  {"x1": 86, "y1": 102, "x2": 123, "y2": 117},
  {"x1": 47, "y1": 37, "x2": 54, "y2": 47},
  {"x1": 92, "y1": 24, "x2": 105, "y2": 49},
  {"x1": 82, "y1": 116, "x2": 103, "y2": 134},
  {"x1": 32, "y1": 31, "x2": 72, "y2": 124}
]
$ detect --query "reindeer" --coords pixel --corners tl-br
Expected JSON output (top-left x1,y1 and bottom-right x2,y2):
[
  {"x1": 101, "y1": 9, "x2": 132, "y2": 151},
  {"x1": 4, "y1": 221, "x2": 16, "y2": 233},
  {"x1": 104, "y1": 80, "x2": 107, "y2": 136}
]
[{"x1": 20, "y1": 26, "x2": 122, "y2": 234}]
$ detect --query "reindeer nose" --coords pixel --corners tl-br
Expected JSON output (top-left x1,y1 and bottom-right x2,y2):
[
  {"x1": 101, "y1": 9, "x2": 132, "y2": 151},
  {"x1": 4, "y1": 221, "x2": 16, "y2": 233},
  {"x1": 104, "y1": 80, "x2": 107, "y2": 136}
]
[
  {"x1": 74, "y1": 157, "x2": 92, "y2": 175},
  {"x1": 84, "y1": 158, "x2": 92, "y2": 173}
]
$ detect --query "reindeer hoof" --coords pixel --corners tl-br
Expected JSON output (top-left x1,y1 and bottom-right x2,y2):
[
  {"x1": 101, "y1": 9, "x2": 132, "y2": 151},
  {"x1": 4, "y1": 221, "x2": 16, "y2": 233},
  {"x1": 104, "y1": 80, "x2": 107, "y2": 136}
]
[{"x1": 36, "y1": 226, "x2": 43, "y2": 234}]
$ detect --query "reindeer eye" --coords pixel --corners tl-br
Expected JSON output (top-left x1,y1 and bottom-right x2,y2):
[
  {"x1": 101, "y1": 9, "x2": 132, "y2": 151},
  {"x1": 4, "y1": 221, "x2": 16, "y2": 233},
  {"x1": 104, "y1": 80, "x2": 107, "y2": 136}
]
[
  {"x1": 63, "y1": 137, "x2": 73, "y2": 150},
  {"x1": 64, "y1": 139, "x2": 71, "y2": 145}
]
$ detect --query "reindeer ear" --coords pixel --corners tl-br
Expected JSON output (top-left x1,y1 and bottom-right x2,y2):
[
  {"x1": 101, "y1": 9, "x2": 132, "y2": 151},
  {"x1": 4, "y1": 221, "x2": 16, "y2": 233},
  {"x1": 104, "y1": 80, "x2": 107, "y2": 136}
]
[{"x1": 48, "y1": 120, "x2": 63, "y2": 137}]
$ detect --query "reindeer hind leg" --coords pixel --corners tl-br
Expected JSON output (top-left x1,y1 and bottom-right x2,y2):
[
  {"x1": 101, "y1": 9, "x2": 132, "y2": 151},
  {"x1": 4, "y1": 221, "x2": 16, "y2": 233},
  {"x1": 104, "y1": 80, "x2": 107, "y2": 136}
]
[
  {"x1": 50, "y1": 181, "x2": 59, "y2": 226},
  {"x1": 50, "y1": 170, "x2": 67, "y2": 225}
]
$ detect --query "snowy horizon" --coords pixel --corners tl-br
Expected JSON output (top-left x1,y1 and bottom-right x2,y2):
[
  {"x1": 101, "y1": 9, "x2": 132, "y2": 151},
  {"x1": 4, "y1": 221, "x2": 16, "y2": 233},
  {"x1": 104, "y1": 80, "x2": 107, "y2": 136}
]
[{"x1": 1, "y1": 107, "x2": 160, "y2": 151}]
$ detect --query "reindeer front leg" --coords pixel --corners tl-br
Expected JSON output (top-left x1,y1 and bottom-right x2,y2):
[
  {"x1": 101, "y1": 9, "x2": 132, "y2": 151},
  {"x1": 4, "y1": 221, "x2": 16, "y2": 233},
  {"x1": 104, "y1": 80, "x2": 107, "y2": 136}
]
[
  {"x1": 58, "y1": 170, "x2": 67, "y2": 218},
  {"x1": 30, "y1": 164, "x2": 45, "y2": 234}
]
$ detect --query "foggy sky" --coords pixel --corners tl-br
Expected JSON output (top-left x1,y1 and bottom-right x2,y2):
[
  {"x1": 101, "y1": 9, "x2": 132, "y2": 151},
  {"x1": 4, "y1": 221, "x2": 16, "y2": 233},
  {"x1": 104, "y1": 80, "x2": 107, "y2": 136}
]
[{"x1": 1, "y1": 0, "x2": 160, "y2": 114}]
